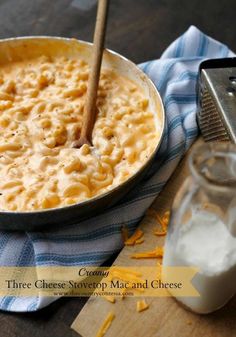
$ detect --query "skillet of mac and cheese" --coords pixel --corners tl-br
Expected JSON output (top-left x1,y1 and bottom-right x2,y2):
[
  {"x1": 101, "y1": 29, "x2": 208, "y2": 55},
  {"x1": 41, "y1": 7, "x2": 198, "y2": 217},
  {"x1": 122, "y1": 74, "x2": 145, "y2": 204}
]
[{"x1": 0, "y1": 41, "x2": 162, "y2": 213}]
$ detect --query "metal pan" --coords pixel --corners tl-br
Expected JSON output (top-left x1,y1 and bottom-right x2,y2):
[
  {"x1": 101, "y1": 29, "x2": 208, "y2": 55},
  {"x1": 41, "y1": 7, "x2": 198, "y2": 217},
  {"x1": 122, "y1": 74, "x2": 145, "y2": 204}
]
[{"x1": 0, "y1": 37, "x2": 165, "y2": 231}]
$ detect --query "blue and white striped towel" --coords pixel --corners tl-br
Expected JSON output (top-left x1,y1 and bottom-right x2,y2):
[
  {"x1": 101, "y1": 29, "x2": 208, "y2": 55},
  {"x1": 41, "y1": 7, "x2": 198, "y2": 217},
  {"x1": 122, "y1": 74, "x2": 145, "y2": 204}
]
[{"x1": 0, "y1": 26, "x2": 234, "y2": 312}]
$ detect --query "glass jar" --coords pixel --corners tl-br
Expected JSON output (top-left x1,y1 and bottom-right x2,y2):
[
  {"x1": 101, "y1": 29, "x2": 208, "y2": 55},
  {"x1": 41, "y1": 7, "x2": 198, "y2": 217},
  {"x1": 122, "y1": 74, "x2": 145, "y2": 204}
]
[{"x1": 163, "y1": 142, "x2": 236, "y2": 314}]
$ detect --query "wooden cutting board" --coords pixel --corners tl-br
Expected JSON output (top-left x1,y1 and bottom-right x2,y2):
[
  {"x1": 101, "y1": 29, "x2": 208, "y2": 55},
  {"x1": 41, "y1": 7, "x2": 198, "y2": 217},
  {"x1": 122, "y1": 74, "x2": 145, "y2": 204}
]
[{"x1": 71, "y1": 140, "x2": 236, "y2": 337}]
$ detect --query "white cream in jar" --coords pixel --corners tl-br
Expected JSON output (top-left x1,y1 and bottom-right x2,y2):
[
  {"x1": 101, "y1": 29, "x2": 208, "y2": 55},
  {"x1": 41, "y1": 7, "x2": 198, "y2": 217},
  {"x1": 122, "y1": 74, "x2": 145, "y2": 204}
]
[{"x1": 163, "y1": 208, "x2": 236, "y2": 314}]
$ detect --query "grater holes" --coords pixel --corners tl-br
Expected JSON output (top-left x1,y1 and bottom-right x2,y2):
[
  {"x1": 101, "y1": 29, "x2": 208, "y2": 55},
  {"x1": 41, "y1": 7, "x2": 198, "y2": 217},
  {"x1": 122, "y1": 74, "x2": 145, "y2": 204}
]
[
  {"x1": 229, "y1": 76, "x2": 236, "y2": 84},
  {"x1": 226, "y1": 87, "x2": 236, "y2": 95},
  {"x1": 198, "y1": 89, "x2": 231, "y2": 142}
]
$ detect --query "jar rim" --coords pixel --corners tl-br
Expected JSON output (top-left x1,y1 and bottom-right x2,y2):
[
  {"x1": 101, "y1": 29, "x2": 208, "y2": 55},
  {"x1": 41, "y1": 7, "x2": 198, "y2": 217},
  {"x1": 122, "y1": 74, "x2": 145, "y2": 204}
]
[{"x1": 189, "y1": 142, "x2": 236, "y2": 193}]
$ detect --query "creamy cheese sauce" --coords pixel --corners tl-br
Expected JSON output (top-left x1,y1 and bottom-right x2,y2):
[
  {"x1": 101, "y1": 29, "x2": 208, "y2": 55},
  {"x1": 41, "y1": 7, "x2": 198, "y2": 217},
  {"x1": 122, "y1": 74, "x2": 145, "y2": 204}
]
[{"x1": 0, "y1": 55, "x2": 159, "y2": 211}]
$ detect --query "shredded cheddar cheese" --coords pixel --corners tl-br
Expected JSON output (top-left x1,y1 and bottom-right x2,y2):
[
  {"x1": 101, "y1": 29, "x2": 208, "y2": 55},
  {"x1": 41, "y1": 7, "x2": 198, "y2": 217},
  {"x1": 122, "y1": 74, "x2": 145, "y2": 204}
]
[
  {"x1": 136, "y1": 299, "x2": 149, "y2": 312},
  {"x1": 147, "y1": 209, "x2": 170, "y2": 225},
  {"x1": 135, "y1": 238, "x2": 144, "y2": 244},
  {"x1": 153, "y1": 230, "x2": 167, "y2": 236},
  {"x1": 96, "y1": 312, "x2": 115, "y2": 337},
  {"x1": 104, "y1": 295, "x2": 116, "y2": 304},
  {"x1": 156, "y1": 214, "x2": 168, "y2": 230},
  {"x1": 147, "y1": 209, "x2": 170, "y2": 236},
  {"x1": 124, "y1": 229, "x2": 144, "y2": 246},
  {"x1": 131, "y1": 247, "x2": 164, "y2": 259},
  {"x1": 110, "y1": 267, "x2": 142, "y2": 277},
  {"x1": 108, "y1": 267, "x2": 145, "y2": 298},
  {"x1": 163, "y1": 210, "x2": 170, "y2": 223},
  {"x1": 109, "y1": 270, "x2": 144, "y2": 284}
]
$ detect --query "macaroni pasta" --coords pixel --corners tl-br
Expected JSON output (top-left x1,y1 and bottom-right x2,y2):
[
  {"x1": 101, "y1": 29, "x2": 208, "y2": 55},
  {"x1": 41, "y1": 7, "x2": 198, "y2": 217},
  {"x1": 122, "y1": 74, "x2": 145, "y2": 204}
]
[{"x1": 0, "y1": 56, "x2": 159, "y2": 211}]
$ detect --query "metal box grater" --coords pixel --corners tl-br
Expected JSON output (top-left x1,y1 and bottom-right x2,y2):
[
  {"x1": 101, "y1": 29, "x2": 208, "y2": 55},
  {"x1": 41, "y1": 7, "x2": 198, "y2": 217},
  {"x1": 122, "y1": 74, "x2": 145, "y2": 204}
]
[{"x1": 197, "y1": 58, "x2": 236, "y2": 143}]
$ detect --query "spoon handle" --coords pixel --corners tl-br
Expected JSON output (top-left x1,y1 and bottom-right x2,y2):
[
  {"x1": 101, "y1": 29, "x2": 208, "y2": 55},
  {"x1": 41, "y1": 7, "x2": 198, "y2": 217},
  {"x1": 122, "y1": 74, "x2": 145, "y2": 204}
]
[{"x1": 76, "y1": 0, "x2": 109, "y2": 147}]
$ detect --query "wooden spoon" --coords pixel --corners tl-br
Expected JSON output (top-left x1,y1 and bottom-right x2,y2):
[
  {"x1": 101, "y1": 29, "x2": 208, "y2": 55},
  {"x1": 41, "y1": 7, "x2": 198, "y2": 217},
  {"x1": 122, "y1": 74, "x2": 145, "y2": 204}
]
[{"x1": 73, "y1": 0, "x2": 109, "y2": 148}]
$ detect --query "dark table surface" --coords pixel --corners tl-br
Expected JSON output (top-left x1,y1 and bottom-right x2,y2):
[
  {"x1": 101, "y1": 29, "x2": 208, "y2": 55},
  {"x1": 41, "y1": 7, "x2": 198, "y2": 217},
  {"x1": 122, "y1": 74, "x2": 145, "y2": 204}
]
[{"x1": 0, "y1": 0, "x2": 236, "y2": 336}]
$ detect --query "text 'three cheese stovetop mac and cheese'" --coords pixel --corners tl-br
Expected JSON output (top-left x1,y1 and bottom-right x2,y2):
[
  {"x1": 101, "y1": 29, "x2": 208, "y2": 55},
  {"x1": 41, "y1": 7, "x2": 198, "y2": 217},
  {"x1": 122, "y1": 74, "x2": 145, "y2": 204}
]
[{"x1": 0, "y1": 56, "x2": 159, "y2": 211}]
